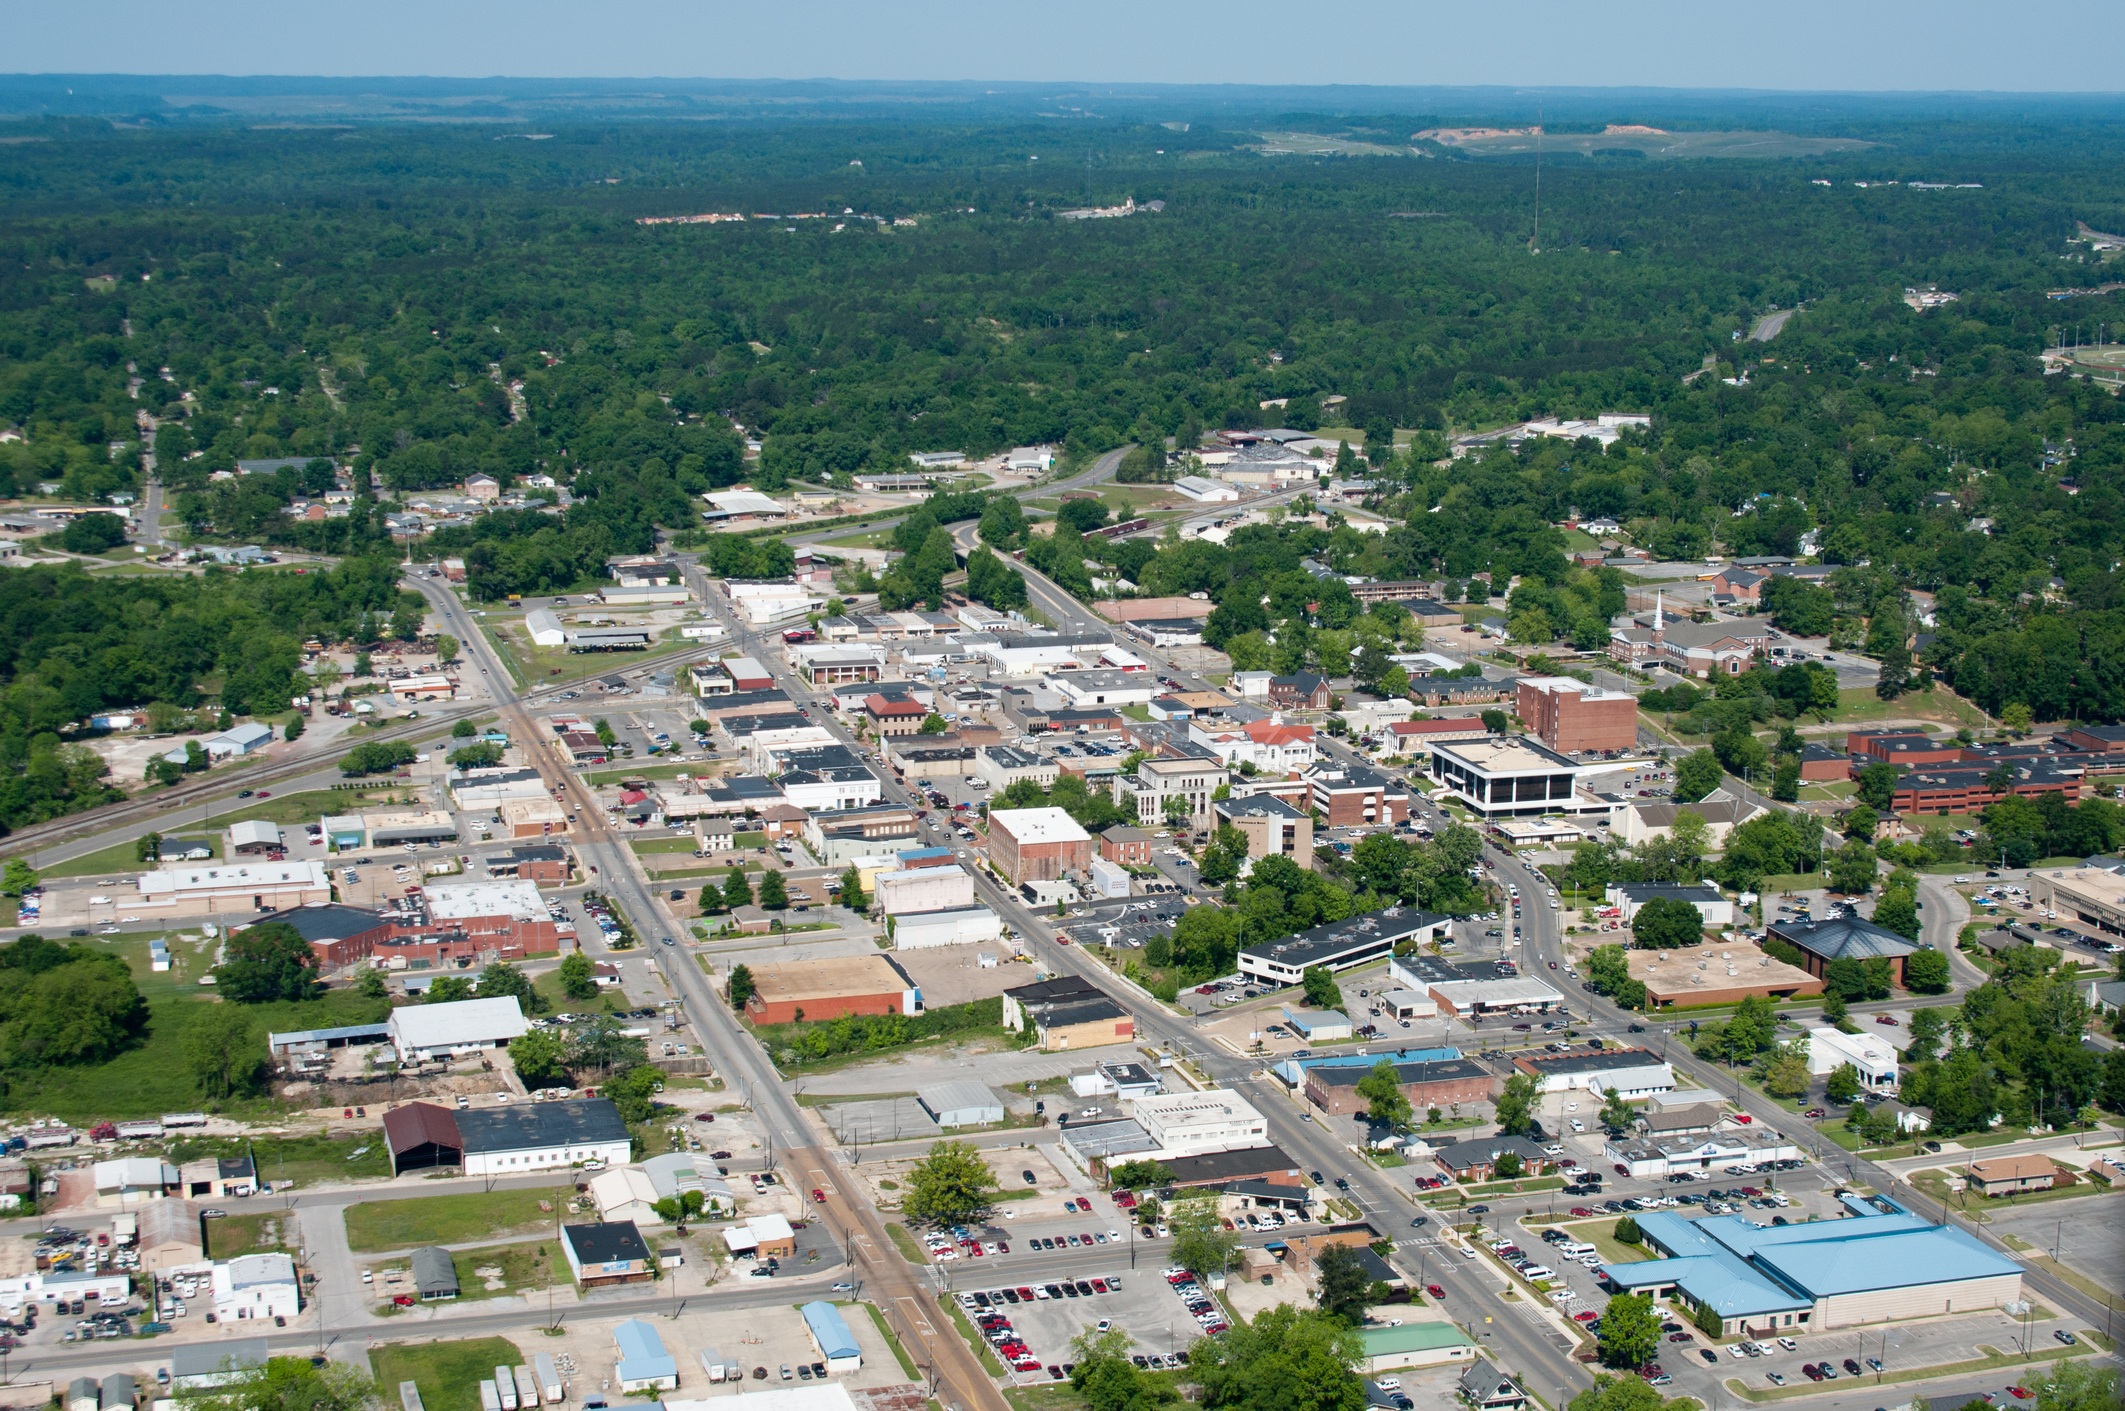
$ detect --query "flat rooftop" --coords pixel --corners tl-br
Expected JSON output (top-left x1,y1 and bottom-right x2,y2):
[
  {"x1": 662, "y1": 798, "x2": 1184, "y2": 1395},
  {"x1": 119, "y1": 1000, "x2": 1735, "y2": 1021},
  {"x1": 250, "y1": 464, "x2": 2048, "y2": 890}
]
[
  {"x1": 1434, "y1": 737, "x2": 1580, "y2": 773},
  {"x1": 749, "y1": 954, "x2": 910, "y2": 1004}
]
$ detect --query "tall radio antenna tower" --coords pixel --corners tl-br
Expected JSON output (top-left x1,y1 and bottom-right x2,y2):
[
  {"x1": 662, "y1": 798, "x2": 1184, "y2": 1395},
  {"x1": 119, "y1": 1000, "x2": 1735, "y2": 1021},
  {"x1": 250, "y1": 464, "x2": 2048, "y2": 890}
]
[{"x1": 1531, "y1": 106, "x2": 1542, "y2": 254}]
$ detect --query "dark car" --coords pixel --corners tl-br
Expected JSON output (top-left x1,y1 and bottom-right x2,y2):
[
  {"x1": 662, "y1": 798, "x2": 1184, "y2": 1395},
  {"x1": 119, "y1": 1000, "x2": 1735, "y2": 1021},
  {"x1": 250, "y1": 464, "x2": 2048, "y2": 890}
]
[
  {"x1": 1843, "y1": 1360, "x2": 1862, "y2": 1377},
  {"x1": 1466, "y1": 1205, "x2": 1489, "y2": 1215},
  {"x1": 1699, "y1": 1351, "x2": 1719, "y2": 1365}
]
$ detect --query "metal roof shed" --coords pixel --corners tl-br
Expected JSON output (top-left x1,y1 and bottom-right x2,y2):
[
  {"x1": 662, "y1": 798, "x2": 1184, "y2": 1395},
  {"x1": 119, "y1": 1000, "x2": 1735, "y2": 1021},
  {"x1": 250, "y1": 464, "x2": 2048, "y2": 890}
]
[
  {"x1": 915, "y1": 1080, "x2": 1004, "y2": 1129},
  {"x1": 800, "y1": 1300, "x2": 864, "y2": 1372},
  {"x1": 389, "y1": 997, "x2": 529, "y2": 1061},
  {"x1": 612, "y1": 1320, "x2": 678, "y2": 1390}
]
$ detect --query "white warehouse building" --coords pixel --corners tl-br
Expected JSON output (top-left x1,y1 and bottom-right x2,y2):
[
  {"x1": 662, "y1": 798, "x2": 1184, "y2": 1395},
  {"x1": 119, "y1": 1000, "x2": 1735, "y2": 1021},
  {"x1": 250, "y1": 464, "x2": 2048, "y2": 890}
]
[
  {"x1": 388, "y1": 997, "x2": 529, "y2": 1064},
  {"x1": 1123, "y1": 1089, "x2": 1267, "y2": 1159},
  {"x1": 873, "y1": 865, "x2": 977, "y2": 916},
  {"x1": 889, "y1": 906, "x2": 1004, "y2": 950}
]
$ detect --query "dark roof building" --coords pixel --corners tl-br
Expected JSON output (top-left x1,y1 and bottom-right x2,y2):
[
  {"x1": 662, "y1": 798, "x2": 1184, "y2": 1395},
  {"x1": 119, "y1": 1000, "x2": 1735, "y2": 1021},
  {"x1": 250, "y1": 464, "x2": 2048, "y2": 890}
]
[
  {"x1": 410, "y1": 1246, "x2": 458, "y2": 1300},
  {"x1": 1765, "y1": 916, "x2": 1922, "y2": 986},
  {"x1": 382, "y1": 1098, "x2": 632, "y2": 1177},
  {"x1": 381, "y1": 1103, "x2": 464, "y2": 1175},
  {"x1": 1157, "y1": 1144, "x2": 1305, "y2": 1189},
  {"x1": 1238, "y1": 907, "x2": 1450, "y2": 987}
]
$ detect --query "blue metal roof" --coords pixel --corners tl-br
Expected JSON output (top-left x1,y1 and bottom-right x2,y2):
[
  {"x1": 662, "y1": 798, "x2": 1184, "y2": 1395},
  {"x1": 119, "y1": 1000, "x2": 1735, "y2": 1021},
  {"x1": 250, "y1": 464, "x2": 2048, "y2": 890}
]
[
  {"x1": 613, "y1": 1320, "x2": 676, "y2": 1383},
  {"x1": 1604, "y1": 1209, "x2": 2020, "y2": 1317},
  {"x1": 801, "y1": 1301, "x2": 861, "y2": 1362},
  {"x1": 1272, "y1": 1047, "x2": 1458, "y2": 1086}
]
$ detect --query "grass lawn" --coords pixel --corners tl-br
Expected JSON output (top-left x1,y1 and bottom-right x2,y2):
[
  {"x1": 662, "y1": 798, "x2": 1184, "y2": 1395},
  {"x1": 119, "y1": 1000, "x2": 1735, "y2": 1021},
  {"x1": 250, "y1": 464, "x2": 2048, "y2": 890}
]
[
  {"x1": 1796, "y1": 781, "x2": 1856, "y2": 802},
  {"x1": 209, "y1": 788, "x2": 368, "y2": 827},
  {"x1": 585, "y1": 763, "x2": 704, "y2": 784},
  {"x1": 883, "y1": 1221, "x2": 926, "y2": 1264},
  {"x1": 370, "y1": 1338, "x2": 527, "y2": 1411},
  {"x1": 1911, "y1": 1168, "x2": 2122, "y2": 1220},
  {"x1": 447, "y1": 1240, "x2": 567, "y2": 1301},
  {"x1": 345, "y1": 1188, "x2": 561, "y2": 1253},
  {"x1": 859, "y1": 1301, "x2": 922, "y2": 1380},
  {"x1": 940, "y1": 1293, "x2": 1007, "y2": 1376},
  {"x1": 202, "y1": 1210, "x2": 295, "y2": 1260},
  {"x1": 188, "y1": 1129, "x2": 394, "y2": 1186},
  {"x1": 1828, "y1": 687, "x2": 1988, "y2": 729},
  {"x1": 1554, "y1": 1218, "x2": 1651, "y2": 1267},
  {"x1": 631, "y1": 837, "x2": 707, "y2": 856},
  {"x1": 44, "y1": 834, "x2": 209, "y2": 879},
  {"x1": 531, "y1": 969, "x2": 611, "y2": 1017}
]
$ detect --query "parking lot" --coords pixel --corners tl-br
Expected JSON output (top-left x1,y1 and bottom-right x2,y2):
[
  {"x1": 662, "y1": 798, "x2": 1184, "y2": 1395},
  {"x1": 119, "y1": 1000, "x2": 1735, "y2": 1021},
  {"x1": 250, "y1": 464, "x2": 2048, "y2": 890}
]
[{"x1": 948, "y1": 1260, "x2": 1212, "y2": 1380}]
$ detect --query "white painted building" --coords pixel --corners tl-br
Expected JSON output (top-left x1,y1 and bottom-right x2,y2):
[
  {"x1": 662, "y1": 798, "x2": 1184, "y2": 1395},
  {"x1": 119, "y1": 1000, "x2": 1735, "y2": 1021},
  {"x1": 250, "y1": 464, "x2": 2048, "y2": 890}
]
[
  {"x1": 1807, "y1": 1027, "x2": 1899, "y2": 1090},
  {"x1": 873, "y1": 865, "x2": 976, "y2": 916},
  {"x1": 388, "y1": 997, "x2": 529, "y2": 1063},
  {"x1": 524, "y1": 609, "x2": 567, "y2": 647},
  {"x1": 889, "y1": 905, "x2": 1004, "y2": 950},
  {"x1": 1123, "y1": 1089, "x2": 1267, "y2": 1159},
  {"x1": 209, "y1": 1252, "x2": 301, "y2": 1324},
  {"x1": 1172, "y1": 475, "x2": 1241, "y2": 501}
]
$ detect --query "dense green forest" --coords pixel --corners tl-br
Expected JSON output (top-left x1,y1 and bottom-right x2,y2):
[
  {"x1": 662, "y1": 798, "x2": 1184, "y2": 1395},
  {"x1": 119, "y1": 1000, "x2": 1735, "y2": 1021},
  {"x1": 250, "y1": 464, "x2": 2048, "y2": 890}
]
[{"x1": 13, "y1": 111, "x2": 2125, "y2": 833}]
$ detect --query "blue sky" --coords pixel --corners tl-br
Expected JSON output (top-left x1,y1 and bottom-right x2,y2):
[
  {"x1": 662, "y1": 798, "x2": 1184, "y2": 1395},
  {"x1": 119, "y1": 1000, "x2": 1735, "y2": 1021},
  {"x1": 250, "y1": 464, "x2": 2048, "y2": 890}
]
[{"x1": 12, "y1": 0, "x2": 2119, "y2": 93}]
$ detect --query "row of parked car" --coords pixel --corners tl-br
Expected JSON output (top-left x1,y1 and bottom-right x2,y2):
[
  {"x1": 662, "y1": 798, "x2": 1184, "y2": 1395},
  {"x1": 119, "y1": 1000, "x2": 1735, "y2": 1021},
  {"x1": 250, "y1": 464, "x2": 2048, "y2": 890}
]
[{"x1": 1162, "y1": 1266, "x2": 1230, "y2": 1337}]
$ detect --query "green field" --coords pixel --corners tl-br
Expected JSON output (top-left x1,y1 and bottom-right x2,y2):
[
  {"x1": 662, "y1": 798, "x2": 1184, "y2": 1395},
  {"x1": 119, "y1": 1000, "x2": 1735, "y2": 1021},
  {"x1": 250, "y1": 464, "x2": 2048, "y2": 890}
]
[
  {"x1": 447, "y1": 1240, "x2": 567, "y2": 1301},
  {"x1": 370, "y1": 1338, "x2": 527, "y2": 1411},
  {"x1": 202, "y1": 1210, "x2": 294, "y2": 1260},
  {"x1": 43, "y1": 834, "x2": 215, "y2": 880},
  {"x1": 0, "y1": 938, "x2": 391, "y2": 1121},
  {"x1": 585, "y1": 762, "x2": 705, "y2": 784},
  {"x1": 346, "y1": 1188, "x2": 563, "y2": 1253}
]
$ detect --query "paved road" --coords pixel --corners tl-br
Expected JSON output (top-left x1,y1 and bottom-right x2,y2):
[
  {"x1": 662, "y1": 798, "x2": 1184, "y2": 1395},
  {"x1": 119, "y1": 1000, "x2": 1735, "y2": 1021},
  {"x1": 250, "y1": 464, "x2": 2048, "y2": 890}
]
[
  {"x1": 1751, "y1": 309, "x2": 1798, "y2": 342},
  {"x1": 403, "y1": 572, "x2": 1010, "y2": 1411}
]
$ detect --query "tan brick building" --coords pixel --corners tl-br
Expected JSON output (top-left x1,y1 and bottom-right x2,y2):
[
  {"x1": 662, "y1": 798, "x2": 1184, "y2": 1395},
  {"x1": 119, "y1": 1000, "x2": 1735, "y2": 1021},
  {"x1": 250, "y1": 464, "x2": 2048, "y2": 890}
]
[{"x1": 1213, "y1": 795, "x2": 1313, "y2": 868}]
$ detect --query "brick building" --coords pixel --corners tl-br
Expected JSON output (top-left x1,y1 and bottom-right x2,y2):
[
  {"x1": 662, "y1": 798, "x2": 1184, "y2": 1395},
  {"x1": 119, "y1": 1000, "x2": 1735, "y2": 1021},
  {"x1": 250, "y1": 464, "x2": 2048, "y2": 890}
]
[
  {"x1": 1845, "y1": 731, "x2": 1962, "y2": 772},
  {"x1": 1302, "y1": 1056, "x2": 1496, "y2": 1115},
  {"x1": 986, "y1": 807, "x2": 1094, "y2": 885},
  {"x1": 1515, "y1": 677, "x2": 1638, "y2": 754},
  {"x1": 1099, "y1": 825, "x2": 1155, "y2": 867},
  {"x1": 864, "y1": 694, "x2": 930, "y2": 737},
  {"x1": 1309, "y1": 764, "x2": 1409, "y2": 828},
  {"x1": 481, "y1": 845, "x2": 572, "y2": 884},
  {"x1": 1269, "y1": 673, "x2": 1333, "y2": 710},
  {"x1": 741, "y1": 954, "x2": 918, "y2": 1026}
]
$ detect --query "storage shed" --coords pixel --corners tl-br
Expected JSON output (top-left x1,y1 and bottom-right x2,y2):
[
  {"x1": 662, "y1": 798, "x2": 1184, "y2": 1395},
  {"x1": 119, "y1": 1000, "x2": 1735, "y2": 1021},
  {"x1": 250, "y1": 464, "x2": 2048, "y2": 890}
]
[
  {"x1": 800, "y1": 1301, "x2": 864, "y2": 1373},
  {"x1": 612, "y1": 1320, "x2": 678, "y2": 1391},
  {"x1": 915, "y1": 1080, "x2": 1005, "y2": 1129}
]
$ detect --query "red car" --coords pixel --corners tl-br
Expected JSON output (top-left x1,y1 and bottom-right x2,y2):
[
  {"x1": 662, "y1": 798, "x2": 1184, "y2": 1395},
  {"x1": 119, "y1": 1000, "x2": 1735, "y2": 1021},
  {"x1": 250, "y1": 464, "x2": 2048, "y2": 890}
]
[
  {"x1": 812, "y1": 1189, "x2": 826, "y2": 1203},
  {"x1": 1803, "y1": 1108, "x2": 1827, "y2": 1119},
  {"x1": 1426, "y1": 1285, "x2": 1446, "y2": 1299},
  {"x1": 1574, "y1": 1311, "x2": 1599, "y2": 1323},
  {"x1": 1570, "y1": 1207, "x2": 1595, "y2": 1218},
  {"x1": 2008, "y1": 1390, "x2": 2033, "y2": 1400},
  {"x1": 1733, "y1": 1113, "x2": 1752, "y2": 1124}
]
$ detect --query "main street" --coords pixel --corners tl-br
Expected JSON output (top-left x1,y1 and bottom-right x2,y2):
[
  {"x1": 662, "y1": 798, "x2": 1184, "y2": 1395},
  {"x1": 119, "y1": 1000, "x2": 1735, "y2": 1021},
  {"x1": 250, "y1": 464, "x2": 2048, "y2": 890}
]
[{"x1": 402, "y1": 571, "x2": 1010, "y2": 1411}]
